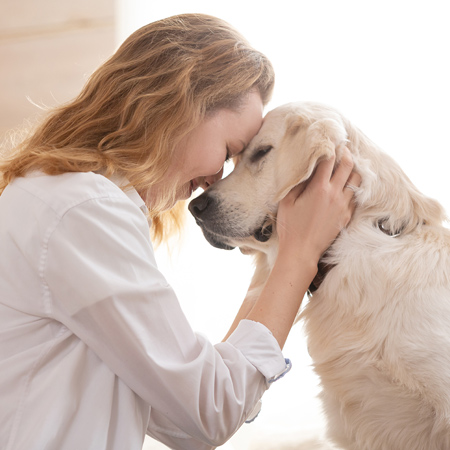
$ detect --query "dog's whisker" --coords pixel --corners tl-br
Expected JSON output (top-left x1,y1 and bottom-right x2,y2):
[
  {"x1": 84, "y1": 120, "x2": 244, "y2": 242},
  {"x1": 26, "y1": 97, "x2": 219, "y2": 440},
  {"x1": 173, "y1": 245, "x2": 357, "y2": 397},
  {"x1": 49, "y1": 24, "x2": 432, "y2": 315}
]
[{"x1": 272, "y1": 216, "x2": 289, "y2": 234}]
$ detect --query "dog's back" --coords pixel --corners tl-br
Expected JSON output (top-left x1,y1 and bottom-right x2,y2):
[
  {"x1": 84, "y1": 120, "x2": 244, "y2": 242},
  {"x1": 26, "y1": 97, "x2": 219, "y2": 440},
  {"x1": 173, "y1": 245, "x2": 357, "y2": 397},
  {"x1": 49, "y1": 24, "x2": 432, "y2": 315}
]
[{"x1": 300, "y1": 104, "x2": 450, "y2": 449}]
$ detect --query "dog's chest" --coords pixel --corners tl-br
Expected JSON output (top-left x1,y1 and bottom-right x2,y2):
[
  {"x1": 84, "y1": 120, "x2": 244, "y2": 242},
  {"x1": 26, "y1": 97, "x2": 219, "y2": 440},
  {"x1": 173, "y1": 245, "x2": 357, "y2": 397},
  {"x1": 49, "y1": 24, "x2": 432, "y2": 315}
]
[
  {"x1": 300, "y1": 231, "x2": 399, "y2": 361},
  {"x1": 301, "y1": 224, "x2": 450, "y2": 367}
]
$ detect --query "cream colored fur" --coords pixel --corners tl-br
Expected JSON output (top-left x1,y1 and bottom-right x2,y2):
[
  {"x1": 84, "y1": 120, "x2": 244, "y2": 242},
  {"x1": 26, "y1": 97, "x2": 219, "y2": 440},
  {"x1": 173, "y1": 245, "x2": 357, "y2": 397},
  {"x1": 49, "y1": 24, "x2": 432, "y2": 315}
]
[{"x1": 190, "y1": 102, "x2": 450, "y2": 449}]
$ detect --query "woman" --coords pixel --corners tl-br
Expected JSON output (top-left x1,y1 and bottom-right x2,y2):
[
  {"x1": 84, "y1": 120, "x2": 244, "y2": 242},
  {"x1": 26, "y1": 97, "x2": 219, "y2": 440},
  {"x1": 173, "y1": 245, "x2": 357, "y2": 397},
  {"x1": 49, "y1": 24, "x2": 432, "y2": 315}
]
[{"x1": 0, "y1": 13, "x2": 359, "y2": 450}]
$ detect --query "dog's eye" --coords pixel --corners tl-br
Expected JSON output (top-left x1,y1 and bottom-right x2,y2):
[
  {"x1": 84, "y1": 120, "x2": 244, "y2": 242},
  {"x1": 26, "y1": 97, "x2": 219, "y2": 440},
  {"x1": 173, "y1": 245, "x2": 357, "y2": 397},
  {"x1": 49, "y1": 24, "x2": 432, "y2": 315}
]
[{"x1": 251, "y1": 145, "x2": 273, "y2": 163}]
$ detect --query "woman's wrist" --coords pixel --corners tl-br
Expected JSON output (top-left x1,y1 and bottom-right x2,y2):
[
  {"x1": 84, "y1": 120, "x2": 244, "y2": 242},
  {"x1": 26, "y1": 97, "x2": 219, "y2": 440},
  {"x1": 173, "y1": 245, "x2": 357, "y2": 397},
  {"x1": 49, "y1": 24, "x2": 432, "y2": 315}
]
[{"x1": 275, "y1": 244, "x2": 320, "y2": 283}]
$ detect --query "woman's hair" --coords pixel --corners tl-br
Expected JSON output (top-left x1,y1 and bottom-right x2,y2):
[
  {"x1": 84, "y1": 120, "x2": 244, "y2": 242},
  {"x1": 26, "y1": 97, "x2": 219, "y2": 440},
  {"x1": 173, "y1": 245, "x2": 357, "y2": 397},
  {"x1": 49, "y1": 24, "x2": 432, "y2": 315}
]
[{"x1": 0, "y1": 13, "x2": 274, "y2": 243}]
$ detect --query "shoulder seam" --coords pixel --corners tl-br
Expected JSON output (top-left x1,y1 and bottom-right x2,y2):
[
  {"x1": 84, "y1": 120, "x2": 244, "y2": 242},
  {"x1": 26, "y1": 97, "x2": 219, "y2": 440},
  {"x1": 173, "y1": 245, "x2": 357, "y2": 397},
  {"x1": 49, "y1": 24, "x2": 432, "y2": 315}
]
[{"x1": 38, "y1": 195, "x2": 141, "y2": 317}]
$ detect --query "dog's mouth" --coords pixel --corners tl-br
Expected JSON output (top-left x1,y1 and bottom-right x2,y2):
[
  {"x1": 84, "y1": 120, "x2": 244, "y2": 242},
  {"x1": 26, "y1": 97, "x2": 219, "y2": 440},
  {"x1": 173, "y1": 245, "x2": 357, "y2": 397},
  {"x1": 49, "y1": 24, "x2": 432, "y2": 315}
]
[
  {"x1": 253, "y1": 219, "x2": 273, "y2": 243},
  {"x1": 198, "y1": 216, "x2": 275, "y2": 251},
  {"x1": 199, "y1": 228, "x2": 236, "y2": 251}
]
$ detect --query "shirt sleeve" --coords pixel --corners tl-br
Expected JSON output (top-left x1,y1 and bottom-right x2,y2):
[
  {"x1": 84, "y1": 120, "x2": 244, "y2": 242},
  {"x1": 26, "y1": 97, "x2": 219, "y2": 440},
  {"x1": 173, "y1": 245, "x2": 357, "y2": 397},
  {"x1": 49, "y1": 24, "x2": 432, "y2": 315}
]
[{"x1": 42, "y1": 195, "x2": 288, "y2": 448}]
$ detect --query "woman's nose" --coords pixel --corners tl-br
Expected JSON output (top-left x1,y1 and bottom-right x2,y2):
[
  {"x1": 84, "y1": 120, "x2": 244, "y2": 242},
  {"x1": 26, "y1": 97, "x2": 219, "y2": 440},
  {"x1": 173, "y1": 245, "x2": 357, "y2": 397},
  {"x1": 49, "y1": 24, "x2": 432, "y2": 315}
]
[{"x1": 199, "y1": 167, "x2": 224, "y2": 190}]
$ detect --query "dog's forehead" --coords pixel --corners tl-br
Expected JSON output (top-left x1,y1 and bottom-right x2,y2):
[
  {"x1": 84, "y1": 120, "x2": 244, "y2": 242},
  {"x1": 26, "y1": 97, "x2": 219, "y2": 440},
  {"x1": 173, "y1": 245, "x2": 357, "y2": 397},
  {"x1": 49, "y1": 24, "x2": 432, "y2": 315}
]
[
  {"x1": 263, "y1": 105, "x2": 294, "y2": 131},
  {"x1": 249, "y1": 104, "x2": 299, "y2": 147}
]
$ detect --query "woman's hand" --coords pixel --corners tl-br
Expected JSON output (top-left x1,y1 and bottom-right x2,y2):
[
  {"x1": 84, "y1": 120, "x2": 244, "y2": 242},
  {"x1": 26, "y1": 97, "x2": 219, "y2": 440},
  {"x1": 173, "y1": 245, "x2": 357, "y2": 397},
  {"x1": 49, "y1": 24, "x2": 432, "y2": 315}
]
[
  {"x1": 276, "y1": 147, "x2": 361, "y2": 266},
  {"x1": 233, "y1": 147, "x2": 361, "y2": 349}
]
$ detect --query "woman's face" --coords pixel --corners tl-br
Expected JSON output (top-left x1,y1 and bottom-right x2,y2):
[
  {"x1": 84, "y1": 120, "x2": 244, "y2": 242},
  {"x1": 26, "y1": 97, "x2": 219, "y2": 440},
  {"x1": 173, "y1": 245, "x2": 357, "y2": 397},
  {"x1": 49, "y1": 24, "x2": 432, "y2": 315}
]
[{"x1": 143, "y1": 91, "x2": 264, "y2": 210}]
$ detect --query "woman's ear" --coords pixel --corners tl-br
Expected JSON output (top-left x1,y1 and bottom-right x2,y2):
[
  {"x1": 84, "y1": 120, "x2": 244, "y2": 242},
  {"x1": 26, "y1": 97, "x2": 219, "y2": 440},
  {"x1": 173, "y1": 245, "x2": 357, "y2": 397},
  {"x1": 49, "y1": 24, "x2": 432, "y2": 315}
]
[{"x1": 274, "y1": 114, "x2": 348, "y2": 202}]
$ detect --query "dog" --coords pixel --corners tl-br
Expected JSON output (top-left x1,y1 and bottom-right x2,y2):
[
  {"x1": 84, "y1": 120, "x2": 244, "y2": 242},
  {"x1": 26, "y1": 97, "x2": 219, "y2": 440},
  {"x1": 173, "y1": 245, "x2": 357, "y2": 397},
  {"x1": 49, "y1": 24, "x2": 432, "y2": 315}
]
[{"x1": 188, "y1": 102, "x2": 450, "y2": 450}]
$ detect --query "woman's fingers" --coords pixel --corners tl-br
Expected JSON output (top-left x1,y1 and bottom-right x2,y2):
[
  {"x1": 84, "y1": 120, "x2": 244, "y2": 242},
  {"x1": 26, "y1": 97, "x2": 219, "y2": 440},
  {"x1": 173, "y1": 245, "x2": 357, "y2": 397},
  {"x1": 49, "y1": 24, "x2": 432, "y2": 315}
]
[
  {"x1": 330, "y1": 147, "x2": 354, "y2": 188},
  {"x1": 284, "y1": 180, "x2": 306, "y2": 202},
  {"x1": 277, "y1": 145, "x2": 362, "y2": 263},
  {"x1": 343, "y1": 171, "x2": 362, "y2": 197},
  {"x1": 313, "y1": 153, "x2": 336, "y2": 183},
  {"x1": 286, "y1": 153, "x2": 337, "y2": 202},
  {"x1": 285, "y1": 146, "x2": 360, "y2": 204},
  {"x1": 328, "y1": 147, "x2": 361, "y2": 201}
]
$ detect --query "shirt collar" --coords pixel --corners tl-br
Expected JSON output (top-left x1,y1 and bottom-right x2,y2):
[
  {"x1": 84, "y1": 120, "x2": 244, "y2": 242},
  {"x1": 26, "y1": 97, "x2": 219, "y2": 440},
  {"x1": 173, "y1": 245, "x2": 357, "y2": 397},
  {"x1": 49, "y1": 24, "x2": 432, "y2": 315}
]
[{"x1": 109, "y1": 174, "x2": 149, "y2": 216}]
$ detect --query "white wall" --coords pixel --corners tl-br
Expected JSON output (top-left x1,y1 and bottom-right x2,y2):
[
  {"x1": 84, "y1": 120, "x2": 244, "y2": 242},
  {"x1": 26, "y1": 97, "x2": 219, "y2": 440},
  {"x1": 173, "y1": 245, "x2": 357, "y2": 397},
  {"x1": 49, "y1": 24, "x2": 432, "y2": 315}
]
[{"x1": 115, "y1": 1, "x2": 450, "y2": 448}]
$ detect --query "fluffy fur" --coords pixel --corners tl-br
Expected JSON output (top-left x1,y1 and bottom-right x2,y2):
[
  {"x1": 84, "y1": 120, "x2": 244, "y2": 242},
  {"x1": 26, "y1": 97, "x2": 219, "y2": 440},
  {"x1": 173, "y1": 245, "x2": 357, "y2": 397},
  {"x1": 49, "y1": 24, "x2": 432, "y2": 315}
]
[{"x1": 189, "y1": 102, "x2": 450, "y2": 449}]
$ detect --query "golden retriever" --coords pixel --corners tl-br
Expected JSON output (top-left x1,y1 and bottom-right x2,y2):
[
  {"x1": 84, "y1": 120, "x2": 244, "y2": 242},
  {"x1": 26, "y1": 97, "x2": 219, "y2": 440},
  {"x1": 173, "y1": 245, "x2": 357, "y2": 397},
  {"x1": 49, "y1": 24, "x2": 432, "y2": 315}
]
[{"x1": 189, "y1": 102, "x2": 450, "y2": 450}]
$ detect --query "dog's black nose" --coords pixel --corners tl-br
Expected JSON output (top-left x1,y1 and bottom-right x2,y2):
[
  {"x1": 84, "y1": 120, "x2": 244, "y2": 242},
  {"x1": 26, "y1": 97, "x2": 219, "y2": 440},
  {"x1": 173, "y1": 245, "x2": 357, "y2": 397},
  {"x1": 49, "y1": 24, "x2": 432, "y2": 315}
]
[{"x1": 188, "y1": 192, "x2": 211, "y2": 220}]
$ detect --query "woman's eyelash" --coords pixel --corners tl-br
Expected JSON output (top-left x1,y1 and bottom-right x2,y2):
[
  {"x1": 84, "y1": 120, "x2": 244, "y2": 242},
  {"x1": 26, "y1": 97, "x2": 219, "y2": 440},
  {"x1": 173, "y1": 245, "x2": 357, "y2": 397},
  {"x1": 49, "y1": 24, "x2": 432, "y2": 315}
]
[{"x1": 225, "y1": 147, "x2": 232, "y2": 163}]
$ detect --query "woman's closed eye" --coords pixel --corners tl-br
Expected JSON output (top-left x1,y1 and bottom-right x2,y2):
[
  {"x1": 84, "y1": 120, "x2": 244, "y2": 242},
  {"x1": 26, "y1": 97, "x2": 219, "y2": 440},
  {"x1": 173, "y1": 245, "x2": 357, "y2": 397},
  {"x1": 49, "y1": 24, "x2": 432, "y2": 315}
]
[{"x1": 225, "y1": 146, "x2": 232, "y2": 163}]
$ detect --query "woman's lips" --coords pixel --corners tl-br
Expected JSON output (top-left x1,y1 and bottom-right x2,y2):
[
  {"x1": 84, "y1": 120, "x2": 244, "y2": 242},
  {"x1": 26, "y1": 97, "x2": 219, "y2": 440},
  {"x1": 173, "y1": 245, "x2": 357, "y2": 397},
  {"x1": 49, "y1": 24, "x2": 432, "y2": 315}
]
[
  {"x1": 180, "y1": 179, "x2": 200, "y2": 201},
  {"x1": 183, "y1": 180, "x2": 195, "y2": 199}
]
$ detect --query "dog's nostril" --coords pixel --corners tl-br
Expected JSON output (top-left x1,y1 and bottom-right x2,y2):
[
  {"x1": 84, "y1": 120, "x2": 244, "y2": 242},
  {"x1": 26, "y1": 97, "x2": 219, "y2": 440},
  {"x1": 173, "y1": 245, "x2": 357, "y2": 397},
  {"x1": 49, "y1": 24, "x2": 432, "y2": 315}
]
[{"x1": 188, "y1": 194, "x2": 211, "y2": 218}]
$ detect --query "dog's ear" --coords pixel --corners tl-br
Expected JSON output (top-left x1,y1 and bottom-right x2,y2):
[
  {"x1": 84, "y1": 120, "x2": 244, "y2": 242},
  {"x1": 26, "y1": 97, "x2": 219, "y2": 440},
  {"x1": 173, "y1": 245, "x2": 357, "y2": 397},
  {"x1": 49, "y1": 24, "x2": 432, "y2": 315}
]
[
  {"x1": 274, "y1": 114, "x2": 348, "y2": 202},
  {"x1": 364, "y1": 150, "x2": 447, "y2": 235}
]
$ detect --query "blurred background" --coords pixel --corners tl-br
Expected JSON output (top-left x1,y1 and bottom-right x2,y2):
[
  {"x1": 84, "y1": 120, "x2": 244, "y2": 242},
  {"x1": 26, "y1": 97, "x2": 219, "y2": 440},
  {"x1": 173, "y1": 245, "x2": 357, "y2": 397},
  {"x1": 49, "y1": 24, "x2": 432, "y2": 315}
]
[{"x1": 2, "y1": 1, "x2": 449, "y2": 448}]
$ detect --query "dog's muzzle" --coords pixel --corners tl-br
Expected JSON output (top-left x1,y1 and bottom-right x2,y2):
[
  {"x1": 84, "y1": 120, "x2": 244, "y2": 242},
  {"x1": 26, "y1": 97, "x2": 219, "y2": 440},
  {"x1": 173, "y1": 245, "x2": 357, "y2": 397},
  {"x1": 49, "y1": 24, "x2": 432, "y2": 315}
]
[
  {"x1": 188, "y1": 192, "x2": 238, "y2": 250},
  {"x1": 189, "y1": 192, "x2": 274, "y2": 249}
]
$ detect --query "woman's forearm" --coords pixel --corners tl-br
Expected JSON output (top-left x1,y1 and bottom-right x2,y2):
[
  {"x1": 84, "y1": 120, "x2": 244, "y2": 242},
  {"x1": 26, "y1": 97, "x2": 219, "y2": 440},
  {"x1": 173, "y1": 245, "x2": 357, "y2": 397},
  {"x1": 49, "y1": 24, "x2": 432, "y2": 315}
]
[
  {"x1": 245, "y1": 251, "x2": 317, "y2": 349},
  {"x1": 223, "y1": 250, "x2": 317, "y2": 348},
  {"x1": 222, "y1": 294, "x2": 256, "y2": 341}
]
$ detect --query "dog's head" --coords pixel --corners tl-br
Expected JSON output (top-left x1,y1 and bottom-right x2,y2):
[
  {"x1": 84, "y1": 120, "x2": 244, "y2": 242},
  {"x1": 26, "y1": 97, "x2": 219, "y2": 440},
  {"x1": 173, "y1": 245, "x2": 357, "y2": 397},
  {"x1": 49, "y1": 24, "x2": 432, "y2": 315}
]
[
  {"x1": 189, "y1": 100, "x2": 447, "y2": 299},
  {"x1": 188, "y1": 102, "x2": 350, "y2": 254}
]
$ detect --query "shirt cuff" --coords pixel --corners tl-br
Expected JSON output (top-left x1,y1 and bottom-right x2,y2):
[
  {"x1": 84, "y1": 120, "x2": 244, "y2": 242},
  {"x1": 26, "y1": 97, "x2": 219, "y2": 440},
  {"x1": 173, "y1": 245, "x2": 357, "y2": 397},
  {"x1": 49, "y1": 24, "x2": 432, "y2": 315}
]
[
  {"x1": 243, "y1": 357, "x2": 292, "y2": 425},
  {"x1": 244, "y1": 399, "x2": 262, "y2": 423},
  {"x1": 226, "y1": 319, "x2": 291, "y2": 385}
]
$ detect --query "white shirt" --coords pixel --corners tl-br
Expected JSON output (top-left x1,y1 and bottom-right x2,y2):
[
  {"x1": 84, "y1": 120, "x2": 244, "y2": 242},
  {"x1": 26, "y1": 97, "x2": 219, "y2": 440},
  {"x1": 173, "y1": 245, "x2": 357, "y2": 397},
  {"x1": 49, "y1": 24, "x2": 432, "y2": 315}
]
[{"x1": 0, "y1": 171, "x2": 290, "y2": 450}]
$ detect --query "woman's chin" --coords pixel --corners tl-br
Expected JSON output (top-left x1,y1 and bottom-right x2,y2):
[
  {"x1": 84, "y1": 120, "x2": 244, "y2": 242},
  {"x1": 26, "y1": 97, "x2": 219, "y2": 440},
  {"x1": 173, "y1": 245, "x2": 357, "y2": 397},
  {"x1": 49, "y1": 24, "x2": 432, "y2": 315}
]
[
  {"x1": 178, "y1": 182, "x2": 195, "y2": 201},
  {"x1": 144, "y1": 182, "x2": 194, "y2": 212}
]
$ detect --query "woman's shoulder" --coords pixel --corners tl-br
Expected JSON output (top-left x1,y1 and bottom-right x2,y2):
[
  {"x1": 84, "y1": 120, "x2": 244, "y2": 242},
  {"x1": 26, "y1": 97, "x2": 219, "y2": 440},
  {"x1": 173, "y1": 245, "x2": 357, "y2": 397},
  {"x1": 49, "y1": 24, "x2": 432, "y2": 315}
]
[{"x1": 10, "y1": 171, "x2": 128, "y2": 215}]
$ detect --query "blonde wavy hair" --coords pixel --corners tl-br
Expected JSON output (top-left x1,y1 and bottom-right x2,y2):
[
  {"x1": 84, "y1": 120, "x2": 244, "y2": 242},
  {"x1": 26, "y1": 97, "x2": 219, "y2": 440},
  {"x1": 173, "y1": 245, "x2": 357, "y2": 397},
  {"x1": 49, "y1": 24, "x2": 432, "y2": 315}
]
[{"x1": 0, "y1": 13, "x2": 274, "y2": 244}]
